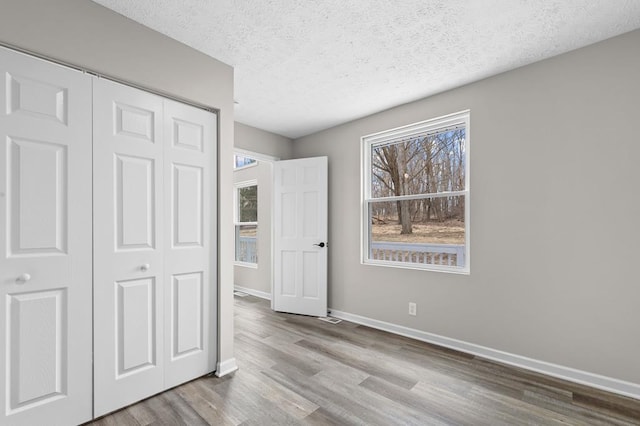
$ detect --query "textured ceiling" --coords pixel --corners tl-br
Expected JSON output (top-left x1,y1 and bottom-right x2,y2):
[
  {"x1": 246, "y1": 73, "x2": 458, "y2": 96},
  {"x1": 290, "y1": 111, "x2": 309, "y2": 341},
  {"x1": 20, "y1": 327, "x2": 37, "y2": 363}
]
[{"x1": 92, "y1": 0, "x2": 640, "y2": 139}]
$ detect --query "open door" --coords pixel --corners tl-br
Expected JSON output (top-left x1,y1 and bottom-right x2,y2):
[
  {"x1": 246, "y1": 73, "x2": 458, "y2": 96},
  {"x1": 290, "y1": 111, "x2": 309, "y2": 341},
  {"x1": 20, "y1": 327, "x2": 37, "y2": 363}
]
[{"x1": 273, "y1": 156, "x2": 328, "y2": 317}]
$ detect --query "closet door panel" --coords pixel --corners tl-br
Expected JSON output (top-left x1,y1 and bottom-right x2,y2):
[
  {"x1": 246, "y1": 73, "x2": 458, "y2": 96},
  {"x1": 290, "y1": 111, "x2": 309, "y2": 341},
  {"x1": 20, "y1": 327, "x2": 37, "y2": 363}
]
[
  {"x1": 163, "y1": 99, "x2": 216, "y2": 388},
  {"x1": 0, "y1": 47, "x2": 92, "y2": 426},
  {"x1": 93, "y1": 78, "x2": 164, "y2": 417}
]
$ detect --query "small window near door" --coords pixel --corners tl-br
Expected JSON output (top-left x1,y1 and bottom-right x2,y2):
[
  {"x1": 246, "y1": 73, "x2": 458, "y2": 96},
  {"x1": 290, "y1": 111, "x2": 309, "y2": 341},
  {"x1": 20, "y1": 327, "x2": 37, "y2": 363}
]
[
  {"x1": 235, "y1": 181, "x2": 258, "y2": 266},
  {"x1": 234, "y1": 154, "x2": 257, "y2": 170}
]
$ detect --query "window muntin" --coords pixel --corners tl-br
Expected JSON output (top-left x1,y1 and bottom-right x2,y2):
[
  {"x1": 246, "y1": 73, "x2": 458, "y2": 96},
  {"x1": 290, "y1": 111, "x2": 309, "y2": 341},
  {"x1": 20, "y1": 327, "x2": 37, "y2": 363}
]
[
  {"x1": 363, "y1": 111, "x2": 469, "y2": 273},
  {"x1": 235, "y1": 181, "x2": 258, "y2": 265}
]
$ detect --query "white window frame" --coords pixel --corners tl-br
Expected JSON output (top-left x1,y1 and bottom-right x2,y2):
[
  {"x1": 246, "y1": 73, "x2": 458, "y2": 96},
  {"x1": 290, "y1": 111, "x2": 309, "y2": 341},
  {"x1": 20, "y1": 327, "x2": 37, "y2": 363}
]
[
  {"x1": 361, "y1": 110, "x2": 470, "y2": 274},
  {"x1": 234, "y1": 179, "x2": 258, "y2": 268}
]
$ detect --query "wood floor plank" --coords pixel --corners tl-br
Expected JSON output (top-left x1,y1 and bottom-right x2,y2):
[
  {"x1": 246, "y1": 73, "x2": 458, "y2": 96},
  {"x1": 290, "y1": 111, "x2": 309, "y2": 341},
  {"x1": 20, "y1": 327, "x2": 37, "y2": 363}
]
[
  {"x1": 236, "y1": 333, "x2": 322, "y2": 377},
  {"x1": 311, "y1": 367, "x2": 447, "y2": 426},
  {"x1": 464, "y1": 383, "x2": 584, "y2": 426},
  {"x1": 302, "y1": 407, "x2": 351, "y2": 425},
  {"x1": 522, "y1": 389, "x2": 637, "y2": 426},
  {"x1": 573, "y1": 392, "x2": 640, "y2": 423},
  {"x1": 173, "y1": 382, "x2": 238, "y2": 426},
  {"x1": 211, "y1": 369, "x2": 302, "y2": 425},
  {"x1": 263, "y1": 361, "x2": 398, "y2": 426},
  {"x1": 261, "y1": 336, "x2": 370, "y2": 386},
  {"x1": 123, "y1": 402, "x2": 156, "y2": 426},
  {"x1": 148, "y1": 390, "x2": 209, "y2": 426},
  {"x1": 230, "y1": 364, "x2": 319, "y2": 419},
  {"x1": 189, "y1": 379, "x2": 248, "y2": 424},
  {"x1": 311, "y1": 363, "x2": 371, "y2": 387},
  {"x1": 361, "y1": 375, "x2": 471, "y2": 425},
  {"x1": 295, "y1": 338, "x2": 419, "y2": 390},
  {"x1": 90, "y1": 409, "x2": 141, "y2": 426},
  {"x1": 88, "y1": 295, "x2": 640, "y2": 426}
]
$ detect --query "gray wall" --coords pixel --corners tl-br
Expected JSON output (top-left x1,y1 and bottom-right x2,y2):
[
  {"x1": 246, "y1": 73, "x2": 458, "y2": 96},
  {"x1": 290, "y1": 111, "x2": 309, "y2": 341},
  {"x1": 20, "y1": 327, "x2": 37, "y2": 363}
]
[
  {"x1": 0, "y1": 0, "x2": 236, "y2": 366},
  {"x1": 235, "y1": 122, "x2": 293, "y2": 160},
  {"x1": 293, "y1": 29, "x2": 640, "y2": 384}
]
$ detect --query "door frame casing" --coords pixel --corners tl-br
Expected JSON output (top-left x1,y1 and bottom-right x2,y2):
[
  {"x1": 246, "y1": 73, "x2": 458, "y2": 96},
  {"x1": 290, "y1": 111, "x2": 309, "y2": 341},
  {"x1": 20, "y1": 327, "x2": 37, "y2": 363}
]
[{"x1": 232, "y1": 148, "x2": 279, "y2": 308}]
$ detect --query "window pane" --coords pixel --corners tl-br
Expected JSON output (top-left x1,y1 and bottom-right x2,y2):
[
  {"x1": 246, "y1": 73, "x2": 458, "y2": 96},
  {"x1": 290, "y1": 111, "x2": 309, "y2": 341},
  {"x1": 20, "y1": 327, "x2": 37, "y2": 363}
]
[
  {"x1": 368, "y1": 196, "x2": 465, "y2": 267},
  {"x1": 238, "y1": 185, "x2": 258, "y2": 222},
  {"x1": 371, "y1": 128, "x2": 466, "y2": 197},
  {"x1": 235, "y1": 155, "x2": 257, "y2": 169},
  {"x1": 235, "y1": 225, "x2": 258, "y2": 263}
]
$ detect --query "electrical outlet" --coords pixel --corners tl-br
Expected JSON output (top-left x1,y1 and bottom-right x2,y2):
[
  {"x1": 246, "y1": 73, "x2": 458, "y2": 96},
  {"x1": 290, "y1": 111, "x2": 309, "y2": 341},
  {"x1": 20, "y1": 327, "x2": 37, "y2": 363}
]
[{"x1": 408, "y1": 302, "x2": 417, "y2": 316}]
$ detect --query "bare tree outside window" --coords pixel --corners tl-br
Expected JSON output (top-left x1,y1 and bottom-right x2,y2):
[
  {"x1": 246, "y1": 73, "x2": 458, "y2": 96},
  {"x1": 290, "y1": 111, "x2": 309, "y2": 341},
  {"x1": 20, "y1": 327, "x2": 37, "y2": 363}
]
[{"x1": 238, "y1": 185, "x2": 258, "y2": 222}]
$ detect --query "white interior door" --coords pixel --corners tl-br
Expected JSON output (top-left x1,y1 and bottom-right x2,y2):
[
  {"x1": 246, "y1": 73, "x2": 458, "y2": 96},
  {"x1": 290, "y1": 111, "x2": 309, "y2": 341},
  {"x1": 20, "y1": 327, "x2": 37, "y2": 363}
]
[
  {"x1": 0, "y1": 47, "x2": 93, "y2": 425},
  {"x1": 273, "y1": 156, "x2": 328, "y2": 317},
  {"x1": 163, "y1": 99, "x2": 216, "y2": 389},
  {"x1": 93, "y1": 78, "x2": 165, "y2": 417}
]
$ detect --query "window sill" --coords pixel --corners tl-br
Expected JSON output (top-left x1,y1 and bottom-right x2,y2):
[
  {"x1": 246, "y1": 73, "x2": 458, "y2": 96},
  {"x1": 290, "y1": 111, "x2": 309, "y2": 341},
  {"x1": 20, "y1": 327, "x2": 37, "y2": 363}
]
[
  {"x1": 234, "y1": 261, "x2": 258, "y2": 269},
  {"x1": 362, "y1": 259, "x2": 470, "y2": 275},
  {"x1": 234, "y1": 162, "x2": 258, "y2": 171}
]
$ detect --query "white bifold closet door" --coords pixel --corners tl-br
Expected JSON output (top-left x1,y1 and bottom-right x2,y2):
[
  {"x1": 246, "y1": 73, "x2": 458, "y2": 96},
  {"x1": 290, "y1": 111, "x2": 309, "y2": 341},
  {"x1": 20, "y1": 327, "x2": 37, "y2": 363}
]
[
  {"x1": 93, "y1": 79, "x2": 165, "y2": 416},
  {"x1": 162, "y1": 100, "x2": 216, "y2": 390},
  {"x1": 93, "y1": 78, "x2": 216, "y2": 416},
  {"x1": 0, "y1": 48, "x2": 93, "y2": 425}
]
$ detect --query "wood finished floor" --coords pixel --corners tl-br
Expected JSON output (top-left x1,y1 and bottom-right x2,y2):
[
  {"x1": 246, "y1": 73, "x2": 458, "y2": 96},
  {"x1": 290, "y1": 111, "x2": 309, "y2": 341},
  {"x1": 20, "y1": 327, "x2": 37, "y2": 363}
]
[{"x1": 89, "y1": 295, "x2": 640, "y2": 425}]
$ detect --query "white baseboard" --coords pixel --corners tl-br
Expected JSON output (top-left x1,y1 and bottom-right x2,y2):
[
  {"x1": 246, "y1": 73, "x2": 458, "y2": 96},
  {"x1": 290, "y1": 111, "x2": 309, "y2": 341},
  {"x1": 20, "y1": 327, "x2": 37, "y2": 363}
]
[
  {"x1": 328, "y1": 309, "x2": 640, "y2": 401},
  {"x1": 215, "y1": 358, "x2": 238, "y2": 377},
  {"x1": 234, "y1": 285, "x2": 271, "y2": 300}
]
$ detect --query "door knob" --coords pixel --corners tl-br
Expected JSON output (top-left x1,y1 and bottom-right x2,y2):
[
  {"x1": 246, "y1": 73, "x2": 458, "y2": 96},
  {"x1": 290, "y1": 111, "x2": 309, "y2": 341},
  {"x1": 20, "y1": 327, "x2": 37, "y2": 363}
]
[
  {"x1": 313, "y1": 242, "x2": 326, "y2": 248},
  {"x1": 16, "y1": 273, "x2": 31, "y2": 284},
  {"x1": 140, "y1": 263, "x2": 150, "y2": 271}
]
